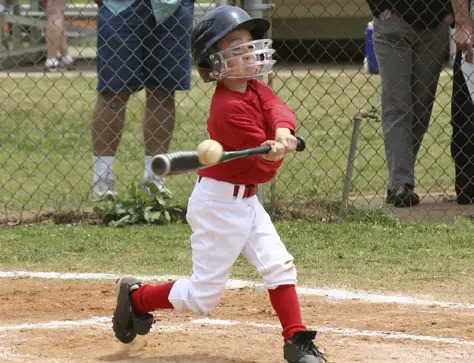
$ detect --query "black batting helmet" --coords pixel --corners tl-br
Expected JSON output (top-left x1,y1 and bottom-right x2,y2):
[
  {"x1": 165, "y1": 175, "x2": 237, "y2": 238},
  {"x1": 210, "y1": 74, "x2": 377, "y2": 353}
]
[{"x1": 191, "y1": 6, "x2": 270, "y2": 82}]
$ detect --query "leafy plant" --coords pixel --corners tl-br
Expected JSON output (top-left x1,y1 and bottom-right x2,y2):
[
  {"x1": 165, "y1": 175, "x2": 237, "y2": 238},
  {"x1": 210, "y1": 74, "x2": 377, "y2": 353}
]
[{"x1": 93, "y1": 182, "x2": 186, "y2": 227}]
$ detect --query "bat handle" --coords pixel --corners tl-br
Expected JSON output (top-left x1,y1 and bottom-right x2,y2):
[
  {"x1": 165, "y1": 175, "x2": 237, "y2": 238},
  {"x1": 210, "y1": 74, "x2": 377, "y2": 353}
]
[{"x1": 261, "y1": 136, "x2": 306, "y2": 154}]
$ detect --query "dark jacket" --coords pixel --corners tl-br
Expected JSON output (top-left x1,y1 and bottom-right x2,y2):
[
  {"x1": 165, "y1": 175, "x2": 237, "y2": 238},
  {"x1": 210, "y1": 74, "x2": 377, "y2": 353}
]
[{"x1": 366, "y1": 0, "x2": 453, "y2": 29}]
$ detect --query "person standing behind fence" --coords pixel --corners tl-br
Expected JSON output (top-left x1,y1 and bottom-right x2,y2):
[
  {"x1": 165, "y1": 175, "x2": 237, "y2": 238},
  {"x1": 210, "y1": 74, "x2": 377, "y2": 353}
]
[
  {"x1": 366, "y1": 0, "x2": 453, "y2": 207},
  {"x1": 43, "y1": 0, "x2": 74, "y2": 71},
  {"x1": 450, "y1": 0, "x2": 474, "y2": 205},
  {"x1": 89, "y1": 0, "x2": 194, "y2": 200}
]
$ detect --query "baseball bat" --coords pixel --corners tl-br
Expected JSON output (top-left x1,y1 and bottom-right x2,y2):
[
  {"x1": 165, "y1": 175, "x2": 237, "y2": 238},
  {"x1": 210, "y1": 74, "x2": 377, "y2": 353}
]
[{"x1": 152, "y1": 137, "x2": 306, "y2": 177}]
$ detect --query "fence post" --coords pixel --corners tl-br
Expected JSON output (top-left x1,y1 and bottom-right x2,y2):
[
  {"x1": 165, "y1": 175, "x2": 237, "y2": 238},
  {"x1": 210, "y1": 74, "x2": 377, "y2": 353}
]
[
  {"x1": 244, "y1": 0, "x2": 275, "y2": 206},
  {"x1": 341, "y1": 107, "x2": 380, "y2": 214}
]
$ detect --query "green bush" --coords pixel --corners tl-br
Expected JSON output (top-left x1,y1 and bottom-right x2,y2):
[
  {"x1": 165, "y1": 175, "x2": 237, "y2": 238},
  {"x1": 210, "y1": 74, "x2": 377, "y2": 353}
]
[{"x1": 94, "y1": 182, "x2": 186, "y2": 227}]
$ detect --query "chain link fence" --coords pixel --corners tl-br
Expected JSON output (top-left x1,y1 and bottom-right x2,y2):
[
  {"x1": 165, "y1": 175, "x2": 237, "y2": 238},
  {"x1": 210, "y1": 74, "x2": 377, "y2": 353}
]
[{"x1": 0, "y1": 0, "x2": 473, "y2": 224}]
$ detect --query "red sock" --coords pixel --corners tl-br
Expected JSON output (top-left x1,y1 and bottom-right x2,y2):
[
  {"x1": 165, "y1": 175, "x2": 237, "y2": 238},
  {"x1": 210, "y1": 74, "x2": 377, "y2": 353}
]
[
  {"x1": 132, "y1": 282, "x2": 175, "y2": 313},
  {"x1": 268, "y1": 284, "x2": 306, "y2": 341}
]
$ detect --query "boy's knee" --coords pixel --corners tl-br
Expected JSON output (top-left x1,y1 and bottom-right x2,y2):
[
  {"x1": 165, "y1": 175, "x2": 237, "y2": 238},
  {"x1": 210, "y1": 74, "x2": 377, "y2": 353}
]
[
  {"x1": 169, "y1": 279, "x2": 225, "y2": 315},
  {"x1": 172, "y1": 292, "x2": 221, "y2": 314},
  {"x1": 262, "y1": 259, "x2": 297, "y2": 289}
]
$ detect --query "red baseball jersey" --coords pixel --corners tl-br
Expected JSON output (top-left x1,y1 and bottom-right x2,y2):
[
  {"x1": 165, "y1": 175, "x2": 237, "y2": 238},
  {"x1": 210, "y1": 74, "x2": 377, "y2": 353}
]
[{"x1": 197, "y1": 79, "x2": 296, "y2": 184}]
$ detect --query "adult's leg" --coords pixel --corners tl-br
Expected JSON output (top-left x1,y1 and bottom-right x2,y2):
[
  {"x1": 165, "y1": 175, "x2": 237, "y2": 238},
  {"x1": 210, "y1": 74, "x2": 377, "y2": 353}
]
[
  {"x1": 140, "y1": 0, "x2": 193, "y2": 181},
  {"x1": 143, "y1": 87, "x2": 175, "y2": 156},
  {"x1": 374, "y1": 14, "x2": 417, "y2": 189},
  {"x1": 90, "y1": 92, "x2": 131, "y2": 198},
  {"x1": 92, "y1": 0, "x2": 145, "y2": 192},
  {"x1": 45, "y1": 0, "x2": 67, "y2": 59},
  {"x1": 91, "y1": 91, "x2": 131, "y2": 157},
  {"x1": 411, "y1": 23, "x2": 447, "y2": 158},
  {"x1": 452, "y1": 51, "x2": 474, "y2": 204}
]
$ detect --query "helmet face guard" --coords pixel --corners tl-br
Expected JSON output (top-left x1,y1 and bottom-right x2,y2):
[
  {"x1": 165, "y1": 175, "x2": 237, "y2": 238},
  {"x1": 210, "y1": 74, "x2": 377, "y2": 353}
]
[
  {"x1": 208, "y1": 39, "x2": 276, "y2": 80},
  {"x1": 191, "y1": 6, "x2": 272, "y2": 82}
]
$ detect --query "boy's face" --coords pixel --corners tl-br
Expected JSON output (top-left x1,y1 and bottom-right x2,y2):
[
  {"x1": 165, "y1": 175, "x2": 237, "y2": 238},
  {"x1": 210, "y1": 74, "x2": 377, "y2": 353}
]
[{"x1": 217, "y1": 28, "x2": 260, "y2": 79}]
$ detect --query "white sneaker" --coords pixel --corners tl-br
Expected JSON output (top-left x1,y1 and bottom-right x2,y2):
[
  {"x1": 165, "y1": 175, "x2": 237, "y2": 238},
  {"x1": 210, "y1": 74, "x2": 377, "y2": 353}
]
[
  {"x1": 59, "y1": 55, "x2": 74, "y2": 70},
  {"x1": 44, "y1": 58, "x2": 60, "y2": 72},
  {"x1": 140, "y1": 176, "x2": 168, "y2": 196},
  {"x1": 91, "y1": 177, "x2": 117, "y2": 201}
]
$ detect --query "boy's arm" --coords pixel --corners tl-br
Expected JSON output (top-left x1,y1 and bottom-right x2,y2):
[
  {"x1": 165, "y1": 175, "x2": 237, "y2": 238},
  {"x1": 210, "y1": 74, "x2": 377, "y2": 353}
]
[
  {"x1": 253, "y1": 81, "x2": 296, "y2": 133},
  {"x1": 254, "y1": 81, "x2": 298, "y2": 151},
  {"x1": 265, "y1": 97, "x2": 296, "y2": 132}
]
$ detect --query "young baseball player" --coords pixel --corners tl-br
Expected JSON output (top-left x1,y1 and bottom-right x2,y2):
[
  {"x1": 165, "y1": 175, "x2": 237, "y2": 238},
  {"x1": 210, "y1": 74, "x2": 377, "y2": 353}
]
[{"x1": 112, "y1": 6, "x2": 326, "y2": 363}]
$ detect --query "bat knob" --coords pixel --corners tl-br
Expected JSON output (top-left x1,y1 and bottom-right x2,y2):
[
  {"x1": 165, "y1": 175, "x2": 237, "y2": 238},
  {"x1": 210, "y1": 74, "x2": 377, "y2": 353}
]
[
  {"x1": 151, "y1": 155, "x2": 171, "y2": 177},
  {"x1": 296, "y1": 137, "x2": 306, "y2": 152}
]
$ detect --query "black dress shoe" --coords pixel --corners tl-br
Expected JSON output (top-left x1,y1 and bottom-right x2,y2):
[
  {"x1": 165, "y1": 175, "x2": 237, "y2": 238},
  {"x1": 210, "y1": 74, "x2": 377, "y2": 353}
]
[
  {"x1": 386, "y1": 184, "x2": 420, "y2": 208},
  {"x1": 385, "y1": 188, "x2": 395, "y2": 204},
  {"x1": 456, "y1": 195, "x2": 474, "y2": 205}
]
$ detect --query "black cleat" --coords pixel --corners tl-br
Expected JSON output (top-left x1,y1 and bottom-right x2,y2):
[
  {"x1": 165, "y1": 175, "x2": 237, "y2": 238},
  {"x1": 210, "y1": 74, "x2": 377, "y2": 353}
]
[
  {"x1": 284, "y1": 330, "x2": 327, "y2": 363},
  {"x1": 112, "y1": 276, "x2": 154, "y2": 343}
]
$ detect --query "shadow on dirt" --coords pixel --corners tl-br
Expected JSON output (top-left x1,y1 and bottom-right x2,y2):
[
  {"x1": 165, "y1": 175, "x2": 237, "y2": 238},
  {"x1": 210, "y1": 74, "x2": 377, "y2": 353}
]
[{"x1": 99, "y1": 351, "x2": 257, "y2": 362}]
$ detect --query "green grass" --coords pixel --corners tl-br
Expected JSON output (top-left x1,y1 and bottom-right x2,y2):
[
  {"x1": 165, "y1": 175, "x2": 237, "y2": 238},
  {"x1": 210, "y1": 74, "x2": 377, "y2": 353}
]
[
  {"x1": 0, "y1": 70, "x2": 456, "y2": 217},
  {"x1": 0, "y1": 217, "x2": 472, "y2": 300}
]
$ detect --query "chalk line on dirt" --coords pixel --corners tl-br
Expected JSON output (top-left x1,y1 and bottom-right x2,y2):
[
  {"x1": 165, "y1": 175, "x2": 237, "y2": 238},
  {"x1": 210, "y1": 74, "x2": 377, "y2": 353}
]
[
  {"x1": 1, "y1": 271, "x2": 472, "y2": 309},
  {"x1": 0, "y1": 316, "x2": 472, "y2": 346}
]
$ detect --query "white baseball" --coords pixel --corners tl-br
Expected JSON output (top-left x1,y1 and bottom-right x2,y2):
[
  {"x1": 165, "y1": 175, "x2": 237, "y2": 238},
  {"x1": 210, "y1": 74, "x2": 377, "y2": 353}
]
[{"x1": 196, "y1": 139, "x2": 224, "y2": 165}]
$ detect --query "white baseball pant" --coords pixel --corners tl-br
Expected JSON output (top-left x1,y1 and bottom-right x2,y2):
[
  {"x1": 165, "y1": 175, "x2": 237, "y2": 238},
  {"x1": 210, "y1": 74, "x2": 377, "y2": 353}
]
[{"x1": 168, "y1": 176, "x2": 297, "y2": 314}]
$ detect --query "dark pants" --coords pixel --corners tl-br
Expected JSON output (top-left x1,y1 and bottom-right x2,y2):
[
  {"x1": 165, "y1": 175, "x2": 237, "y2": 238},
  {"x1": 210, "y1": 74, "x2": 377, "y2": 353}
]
[
  {"x1": 373, "y1": 14, "x2": 447, "y2": 190},
  {"x1": 451, "y1": 51, "x2": 474, "y2": 204}
]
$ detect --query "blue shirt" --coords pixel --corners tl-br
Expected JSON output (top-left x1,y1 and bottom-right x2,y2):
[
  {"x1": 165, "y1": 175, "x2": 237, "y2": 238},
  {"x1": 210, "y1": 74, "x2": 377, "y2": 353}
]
[{"x1": 104, "y1": 0, "x2": 182, "y2": 25}]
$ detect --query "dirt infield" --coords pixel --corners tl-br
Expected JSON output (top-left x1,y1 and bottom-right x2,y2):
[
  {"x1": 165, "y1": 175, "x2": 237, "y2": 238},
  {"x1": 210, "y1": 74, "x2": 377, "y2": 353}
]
[{"x1": 1, "y1": 277, "x2": 473, "y2": 362}]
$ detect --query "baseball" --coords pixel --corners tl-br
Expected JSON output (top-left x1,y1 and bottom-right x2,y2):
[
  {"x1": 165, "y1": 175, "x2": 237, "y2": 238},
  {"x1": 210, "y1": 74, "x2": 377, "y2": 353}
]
[{"x1": 196, "y1": 139, "x2": 224, "y2": 165}]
